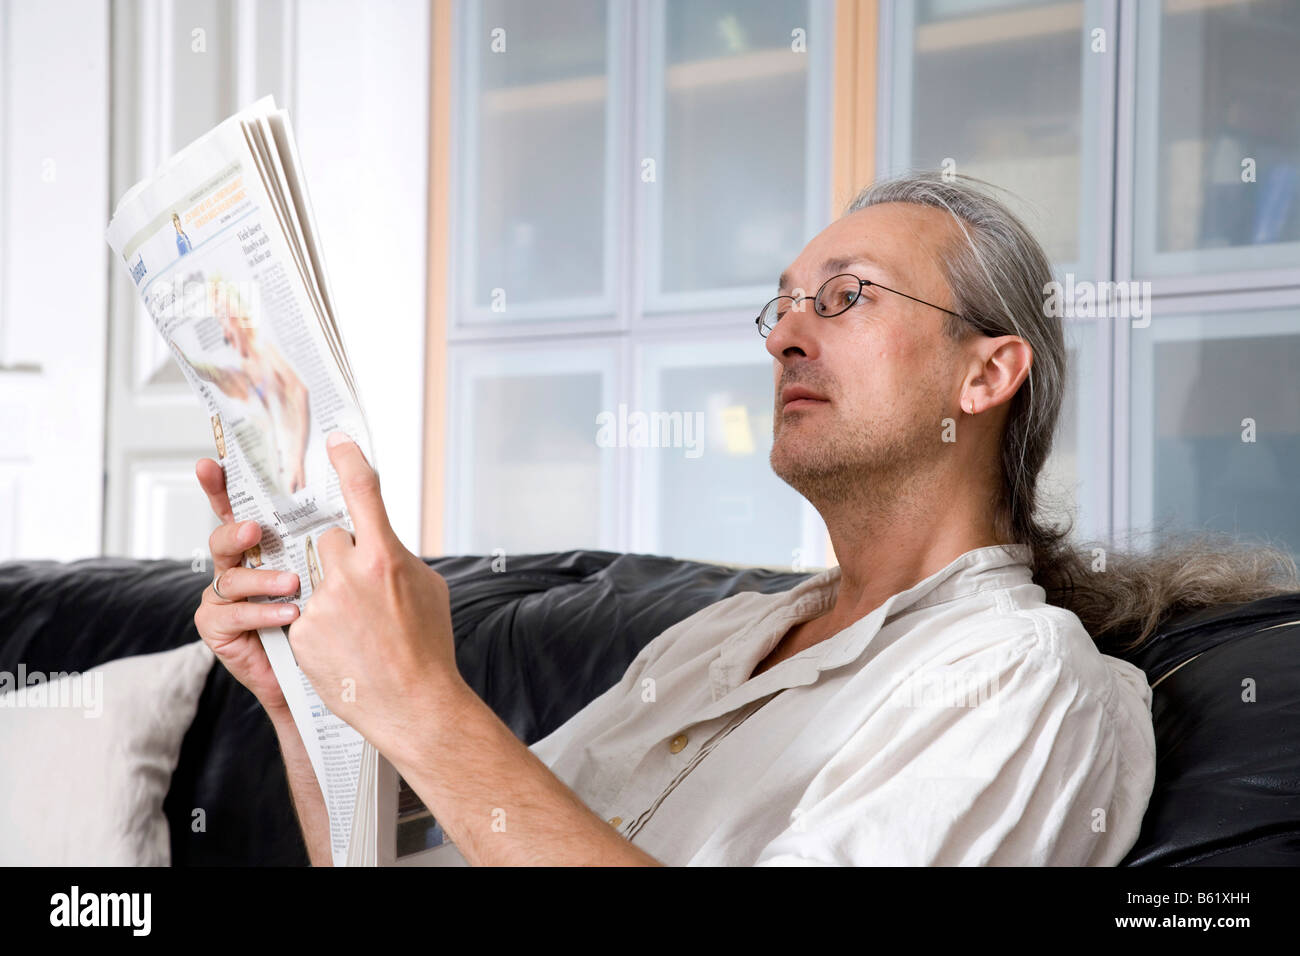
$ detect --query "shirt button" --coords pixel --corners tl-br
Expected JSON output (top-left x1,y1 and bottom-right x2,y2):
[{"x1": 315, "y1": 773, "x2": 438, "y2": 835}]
[
  {"x1": 608, "y1": 816, "x2": 622, "y2": 827},
  {"x1": 669, "y1": 733, "x2": 689, "y2": 754}
]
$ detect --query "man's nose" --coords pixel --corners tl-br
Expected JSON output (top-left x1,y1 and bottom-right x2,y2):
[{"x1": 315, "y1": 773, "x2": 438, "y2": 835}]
[{"x1": 764, "y1": 300, "x2": 822, "y2": 363}]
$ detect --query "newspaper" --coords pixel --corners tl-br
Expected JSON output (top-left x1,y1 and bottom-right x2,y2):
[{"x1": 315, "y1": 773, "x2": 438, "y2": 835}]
[{"x1": 106, "y1": 97, "x2": 379, "y2": 867}]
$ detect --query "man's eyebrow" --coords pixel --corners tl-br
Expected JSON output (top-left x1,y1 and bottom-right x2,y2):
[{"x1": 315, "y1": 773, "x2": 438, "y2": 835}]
[{"x1": 778, "y1": 256, "x2": 887, "y2": 293}]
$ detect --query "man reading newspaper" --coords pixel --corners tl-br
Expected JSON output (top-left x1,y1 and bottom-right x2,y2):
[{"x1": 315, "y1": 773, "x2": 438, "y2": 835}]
[{"x1": 193, "y1": 173, "x2": 1160, "y2": 867}]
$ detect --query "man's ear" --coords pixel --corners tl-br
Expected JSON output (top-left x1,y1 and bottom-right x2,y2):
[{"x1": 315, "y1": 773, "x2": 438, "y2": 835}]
[{"x1": 964, "y1": 335, "x2": 1032, "y2": 415}]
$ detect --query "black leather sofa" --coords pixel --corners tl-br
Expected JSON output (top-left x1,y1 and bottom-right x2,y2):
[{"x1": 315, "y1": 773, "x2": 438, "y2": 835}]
[{"x1": 2, "y1": 549, "x2": 1298, "y2": 866}]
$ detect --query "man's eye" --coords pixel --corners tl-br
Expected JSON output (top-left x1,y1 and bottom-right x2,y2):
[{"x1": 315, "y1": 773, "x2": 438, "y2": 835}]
[{"x1": 828, "y1": 290, "x2": 860, "y2": 311}]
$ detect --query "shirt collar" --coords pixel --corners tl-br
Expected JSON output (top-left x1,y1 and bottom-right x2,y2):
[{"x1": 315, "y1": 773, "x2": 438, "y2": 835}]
[
  {"x1": 813, "y1": 542, "x2": 1033, "y2": 670},
  {"x1": 710, "y1": 543, "x2": 1034, "y2": 703}
]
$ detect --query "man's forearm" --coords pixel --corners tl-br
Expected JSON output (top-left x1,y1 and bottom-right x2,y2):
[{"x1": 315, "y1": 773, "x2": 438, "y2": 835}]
[
  {"x1": 382, "y1": 681, "x2": 663, "y2": 866},
  {"x1": 268, "y1": 706, "x2": 333, "y2": 866}
]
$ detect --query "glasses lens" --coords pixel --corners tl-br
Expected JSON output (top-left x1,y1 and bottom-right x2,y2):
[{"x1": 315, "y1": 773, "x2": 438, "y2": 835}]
[
  {"x1": 815, "y1": 275, "x2": 863, "y2": 317},
  {"x1": 758, "y1": 296, "x2": 790, "y2": 335}
]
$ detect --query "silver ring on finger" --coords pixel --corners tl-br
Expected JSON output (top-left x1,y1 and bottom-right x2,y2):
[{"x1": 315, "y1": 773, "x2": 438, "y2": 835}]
[{"x1": 212, "y1": 572, "x2": 230, "y2": 601}]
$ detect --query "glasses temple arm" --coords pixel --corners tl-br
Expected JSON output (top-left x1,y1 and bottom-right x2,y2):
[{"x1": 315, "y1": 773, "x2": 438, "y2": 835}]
[{"x1": 870, "y1": 281, "x2": 963, "y2": 319}]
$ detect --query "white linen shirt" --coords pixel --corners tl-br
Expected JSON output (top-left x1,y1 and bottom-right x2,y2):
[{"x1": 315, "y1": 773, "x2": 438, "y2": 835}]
[{"x1": 468, "y1": 544, "x2": 1156, "y2": 866}]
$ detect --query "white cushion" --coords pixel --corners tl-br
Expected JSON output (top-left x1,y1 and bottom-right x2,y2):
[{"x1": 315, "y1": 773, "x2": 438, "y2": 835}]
[{"x1": 0, "y1": 641, "x2": 215, "y2": 865}]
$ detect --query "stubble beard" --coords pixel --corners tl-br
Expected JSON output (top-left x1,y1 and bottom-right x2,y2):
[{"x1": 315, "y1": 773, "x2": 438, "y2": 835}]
[{"x1": 769, "y1": 400, "x2": 938, "y2": 513}]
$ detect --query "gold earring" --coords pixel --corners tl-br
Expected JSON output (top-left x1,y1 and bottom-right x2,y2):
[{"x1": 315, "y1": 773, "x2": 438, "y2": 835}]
[{"x1": 966, "y1": 398, "x2": 975, "y2": 415}]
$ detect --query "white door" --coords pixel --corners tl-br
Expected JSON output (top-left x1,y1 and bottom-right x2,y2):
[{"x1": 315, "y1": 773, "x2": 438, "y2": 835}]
[
  {"x1": 0, "y1": 1, "x2": 109, "y2": 561},
  {"x1": 104, "y1": 0, "x2": 298, "y2": 559},
  {"x1": 103, "y1": 0, "x2": 430, "y2": 559}
]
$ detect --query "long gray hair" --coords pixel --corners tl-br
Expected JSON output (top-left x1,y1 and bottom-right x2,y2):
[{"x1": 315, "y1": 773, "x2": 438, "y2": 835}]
[{"x1": 846, "y1": 171, "x2": 1298, "y2": 649}]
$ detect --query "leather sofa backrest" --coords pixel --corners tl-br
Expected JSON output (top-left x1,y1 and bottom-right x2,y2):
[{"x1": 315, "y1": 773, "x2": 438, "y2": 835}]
[{"x1": 3, "y1": 552, "x2": 1298, "y2": 866}]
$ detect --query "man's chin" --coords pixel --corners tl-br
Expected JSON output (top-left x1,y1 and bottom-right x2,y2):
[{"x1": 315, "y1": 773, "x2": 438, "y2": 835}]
[
  {"x1": 771, "y1": 425, "x2": 874, "y2": 503},
  {"x1": 771, "y1": 437, "x2": 832, "y2": 487}
]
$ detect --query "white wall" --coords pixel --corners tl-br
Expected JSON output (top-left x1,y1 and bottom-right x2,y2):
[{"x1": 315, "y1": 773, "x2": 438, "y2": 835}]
[{"x1": 293, "y1": 0, "x2": 430, "y2": 553}]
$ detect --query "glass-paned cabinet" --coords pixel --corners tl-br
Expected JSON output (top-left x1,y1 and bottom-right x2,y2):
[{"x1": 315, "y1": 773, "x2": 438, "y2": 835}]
[
  {"x1": 458, "y1": 0, "x2": 619, "y2": 320},
  {"x1": 1132, "y1": 0, "x2": 1300, "y2": 279},
  {"x1": 1125, "y1": 0, "x2": 1300, "y2": 556},
  {"x1": 446, "y1": 0, "x2": 1300, "y2": 562},
  {"x1": 643, "y1": 0, "x2": 830, "y2": 310},
  {"x1": 447, "y1": 0, "x2": 833, "y2": 565},
  {"x1": 881, "y1": 0, "x2": 1300, "y2": 555},
  {"x1": 882, "y1": 0, "x2": 1108, "y2": 275}
]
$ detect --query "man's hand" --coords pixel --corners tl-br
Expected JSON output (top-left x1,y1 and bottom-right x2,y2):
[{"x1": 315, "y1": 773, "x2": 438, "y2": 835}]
[
  {"x1": 193, "y1": 458, "x2": 302, "y2": 716},
  {"x1": 287, "y1": 432, "x2": 463, "y2": 746},
  {"x1": 192, "y1": 453, "x2": 345, "y2": 867},
  {"x1": 288, "y1": 432, "x2": 661, "y2": 865}
]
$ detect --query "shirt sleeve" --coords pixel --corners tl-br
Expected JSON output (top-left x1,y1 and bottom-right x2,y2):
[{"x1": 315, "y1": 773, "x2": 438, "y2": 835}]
[{"x1": 753, "y1": 613, "x2": 1150, "y2": 866}]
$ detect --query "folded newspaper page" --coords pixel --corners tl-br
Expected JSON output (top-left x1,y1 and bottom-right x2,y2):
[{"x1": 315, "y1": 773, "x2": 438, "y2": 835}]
[{"x1": 106, "y1": 97, "x2": 382, "y2": 867}]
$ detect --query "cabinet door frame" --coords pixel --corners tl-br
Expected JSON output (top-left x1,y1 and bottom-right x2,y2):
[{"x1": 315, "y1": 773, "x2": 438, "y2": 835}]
[
  {"x1": 1120, "y1": 288, "x2": 1300, "y2": 537},
  {"x1": 631, "y1": 328, "x2": 829, "y2": 567},
  {"x1": 1118, "y1": 0, "x2": 1300, "y2": 293},
  {"x1": 633, "y1": 0, "x2": 836, "y2": 321},
  {"x1": 877, "y1": 0, "x2": 1117, "y2": 284},
  {"x1": 443, "y1": 337, "x2": 623, "y2": 554},
  {"x1": 449, "y1": 0, "x2": 629, "y2": 334}
]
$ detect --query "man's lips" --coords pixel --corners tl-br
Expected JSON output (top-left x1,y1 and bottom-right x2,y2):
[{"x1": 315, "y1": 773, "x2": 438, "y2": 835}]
[{"x1": 780, "y1": 385, "x2": 830, "y2": 410}]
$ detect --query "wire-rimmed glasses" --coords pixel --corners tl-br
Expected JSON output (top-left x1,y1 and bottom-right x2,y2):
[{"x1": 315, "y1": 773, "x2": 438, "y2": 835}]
[{"x1": 756, "y1": 273, "x2": 963, "y2": 338}]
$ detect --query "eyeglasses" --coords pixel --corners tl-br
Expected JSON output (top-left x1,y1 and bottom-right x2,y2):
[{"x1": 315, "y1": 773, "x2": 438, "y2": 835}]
[{"x1": 756, "y1": 273, "x2": 963, "y2": 338}]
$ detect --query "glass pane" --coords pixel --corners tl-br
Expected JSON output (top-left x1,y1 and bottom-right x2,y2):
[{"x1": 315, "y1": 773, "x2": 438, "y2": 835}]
[
  {"x1": 891, "y1": 0, "x2": 1094, "y2": 268},
  {"x1": 1130, "y1": 309, "x2": 1300, "y2": 557},
  {"x1": 469, "y1": 0, "x2": 610, "y2": 310},
  {"x1": 656, "y1": 0, "x2": 814, "y2": 296},
  {"x1": 452, "y1": 352, "x2": 613, "y2": 554},
  {"x1": 638, "y1": 342, "x2": 817, "y2": 566},
  {"x1": 1134, "y1": 0, "x2": 1300, "y2": 276}
]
